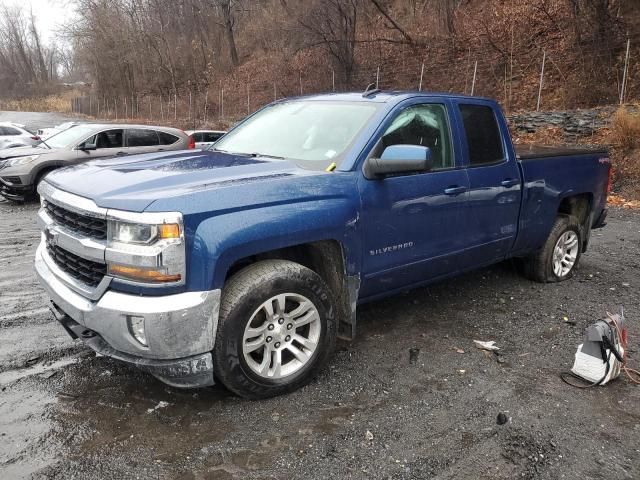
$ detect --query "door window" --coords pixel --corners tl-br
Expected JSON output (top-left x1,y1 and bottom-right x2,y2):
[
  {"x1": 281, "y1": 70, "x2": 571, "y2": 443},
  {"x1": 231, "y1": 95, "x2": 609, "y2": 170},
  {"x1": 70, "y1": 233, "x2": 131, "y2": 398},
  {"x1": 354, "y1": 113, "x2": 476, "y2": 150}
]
[
  {"x1": 0, "y1": 127, "x2": 21, "y2": 136},
  {"x1": 459, "y1": 104, "x2": 504, "y2": 166},
  {"x1": 94, "y1": 129, "x2": 124, "y2": 148},
  {"x1": 158, "y1": 131, "x2": 179, "y2": 145},
  {"x1": 379, "y1": 104, "x2": 453, "y2": 170},
  {"x1": 127, "y1": 129, "x2": 159, "y2": 147},
  {"x1": 191, "y1": 132, "x2": 204, "y2": 142},
  {"x1": 203, "y1": 132, "x2": 222, "y2": 142}
]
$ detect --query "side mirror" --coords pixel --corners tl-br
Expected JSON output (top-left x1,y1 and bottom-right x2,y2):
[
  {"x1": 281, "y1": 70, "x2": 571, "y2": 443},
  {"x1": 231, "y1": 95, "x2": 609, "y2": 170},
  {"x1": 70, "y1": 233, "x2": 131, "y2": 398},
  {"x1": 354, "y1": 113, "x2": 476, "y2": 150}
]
[
  {"x1": 79, "y1": 141, "x2": 97, "y2": 151},
  {"x1": 364, "y1": 145, "x2": 433, "y2": 178}
]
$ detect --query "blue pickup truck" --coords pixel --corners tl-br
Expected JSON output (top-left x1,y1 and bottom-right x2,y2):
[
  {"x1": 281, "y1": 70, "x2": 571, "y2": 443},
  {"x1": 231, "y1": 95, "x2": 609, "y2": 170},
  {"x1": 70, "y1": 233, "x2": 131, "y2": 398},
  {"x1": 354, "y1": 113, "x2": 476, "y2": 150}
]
[{"x1": 35, "y1": 92, "x2": 610, "y2": 398}]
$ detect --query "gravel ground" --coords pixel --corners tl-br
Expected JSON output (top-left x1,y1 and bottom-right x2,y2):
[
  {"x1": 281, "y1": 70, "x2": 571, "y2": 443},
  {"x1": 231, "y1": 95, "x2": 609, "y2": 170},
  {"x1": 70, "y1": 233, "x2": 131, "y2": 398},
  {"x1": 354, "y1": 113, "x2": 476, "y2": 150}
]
[{"x1": 1, "y1": 197, "x2": 639, "y2": 480}]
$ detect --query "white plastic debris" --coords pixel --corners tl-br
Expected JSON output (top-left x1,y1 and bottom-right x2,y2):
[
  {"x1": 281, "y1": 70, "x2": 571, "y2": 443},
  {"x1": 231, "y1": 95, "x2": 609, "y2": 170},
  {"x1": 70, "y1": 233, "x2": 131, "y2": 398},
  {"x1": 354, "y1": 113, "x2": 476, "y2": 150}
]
[
  {"x1": 146, "y1": 401, "x2": 170, "y2": 414},
  {"x1": 473, "y1": 340, "x2": 500, "y2": 351}
]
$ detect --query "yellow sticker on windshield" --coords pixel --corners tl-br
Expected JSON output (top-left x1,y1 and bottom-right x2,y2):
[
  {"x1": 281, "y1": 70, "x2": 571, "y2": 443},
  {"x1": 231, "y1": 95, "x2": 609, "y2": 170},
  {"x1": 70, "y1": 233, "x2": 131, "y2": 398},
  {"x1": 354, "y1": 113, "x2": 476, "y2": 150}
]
[{"x1": 326, "y1": 162, "x2": 337, "y2": 172}]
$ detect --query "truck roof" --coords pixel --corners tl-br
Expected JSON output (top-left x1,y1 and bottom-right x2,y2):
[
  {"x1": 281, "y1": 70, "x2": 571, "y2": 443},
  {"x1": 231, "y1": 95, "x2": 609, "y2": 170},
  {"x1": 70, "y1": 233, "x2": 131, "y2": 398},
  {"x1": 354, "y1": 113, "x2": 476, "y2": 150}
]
[{"x1": 288, "y1": 91, "x2": 494, "y2": 104}]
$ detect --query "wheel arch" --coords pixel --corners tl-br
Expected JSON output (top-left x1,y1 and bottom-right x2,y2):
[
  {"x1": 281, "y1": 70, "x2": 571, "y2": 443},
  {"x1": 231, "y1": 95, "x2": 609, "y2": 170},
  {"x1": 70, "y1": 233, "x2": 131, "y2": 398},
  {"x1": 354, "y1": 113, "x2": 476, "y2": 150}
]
[{"x1": 220, "y1": 239, "x2": 359, "y2": 341}]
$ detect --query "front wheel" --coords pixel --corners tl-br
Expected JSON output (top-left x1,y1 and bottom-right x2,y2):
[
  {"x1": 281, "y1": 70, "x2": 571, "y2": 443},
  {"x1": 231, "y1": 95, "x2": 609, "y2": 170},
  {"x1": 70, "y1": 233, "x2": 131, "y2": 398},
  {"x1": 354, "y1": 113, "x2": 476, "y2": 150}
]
[
  {"x1": 213, "y1": 260, "x2": 337, "y2": 399},
  {"x1": 523, "y1": 214, "x2": 583, "y2": 283}
]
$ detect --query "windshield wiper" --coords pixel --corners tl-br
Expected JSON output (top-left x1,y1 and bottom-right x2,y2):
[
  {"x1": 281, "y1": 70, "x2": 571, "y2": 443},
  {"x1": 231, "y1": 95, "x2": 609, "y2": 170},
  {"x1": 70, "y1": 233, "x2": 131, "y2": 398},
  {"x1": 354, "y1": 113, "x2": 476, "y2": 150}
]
[
  {"x1": 212, "y1": 148, "x2": 285, "y2": 160},
  {"x1": 246, "y1": 152, "x2": 285, "y2": 160},
  {"x1": 37, "y1": 138, "x2": 52, "y2": 149}
]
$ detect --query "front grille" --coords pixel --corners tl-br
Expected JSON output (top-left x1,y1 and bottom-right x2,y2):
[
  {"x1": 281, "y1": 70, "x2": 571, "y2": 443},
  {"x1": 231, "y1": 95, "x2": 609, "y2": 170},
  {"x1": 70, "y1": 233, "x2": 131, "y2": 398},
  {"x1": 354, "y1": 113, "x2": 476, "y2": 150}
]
[
  {"x1": 46, "y1": 241, "x2": 106, "y2": 287},
  {"x1": 44, "y1": 201, "x2": 107, "y2": 239}
]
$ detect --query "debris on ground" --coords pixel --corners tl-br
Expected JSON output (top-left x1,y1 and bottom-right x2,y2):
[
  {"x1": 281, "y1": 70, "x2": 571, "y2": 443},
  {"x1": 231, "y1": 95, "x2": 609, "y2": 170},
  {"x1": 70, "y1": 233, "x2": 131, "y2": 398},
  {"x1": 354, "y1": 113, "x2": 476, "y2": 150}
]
[
  {"x1": 409, "y1": 347, "x2": 420, "y2": 364},
  {"x1": 365, "y1": 430, "x2": 374, "y2": 441},
  {"x1": 146, "y1": 401, "x2": 170, "y2": 414},
  {"x1": 474, "y1": 340, "x2": 500, "y2": 351},
  {"x1": 497, "y1": 413, "x2": 508, "y2": 425}
]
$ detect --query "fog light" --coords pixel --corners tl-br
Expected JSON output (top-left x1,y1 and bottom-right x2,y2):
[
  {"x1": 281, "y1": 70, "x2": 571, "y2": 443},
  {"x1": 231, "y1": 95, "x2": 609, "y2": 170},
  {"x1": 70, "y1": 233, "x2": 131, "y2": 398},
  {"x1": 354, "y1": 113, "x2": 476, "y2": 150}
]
[{"x1": 127, "y1": 315, "x2": 147, "y2": 346}]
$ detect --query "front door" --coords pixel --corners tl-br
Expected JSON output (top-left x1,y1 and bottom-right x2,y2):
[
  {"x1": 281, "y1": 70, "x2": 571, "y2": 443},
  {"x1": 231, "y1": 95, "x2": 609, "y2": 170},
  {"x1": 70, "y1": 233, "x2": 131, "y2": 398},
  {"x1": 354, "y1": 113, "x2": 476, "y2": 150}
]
[{"x1": 358, "y1": 101, "x2": 469, "y2": 298}]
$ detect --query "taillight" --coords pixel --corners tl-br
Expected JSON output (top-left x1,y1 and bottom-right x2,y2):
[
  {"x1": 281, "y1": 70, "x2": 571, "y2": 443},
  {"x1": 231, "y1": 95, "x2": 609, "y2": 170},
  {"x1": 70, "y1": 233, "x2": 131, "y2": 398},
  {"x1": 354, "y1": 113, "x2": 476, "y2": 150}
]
[
  {"x1": 187, "y1": 135, "x2": 195, "y2": 149},
  {"x1": 31, "y1": 136, "x2": 40, "y2": 141}
]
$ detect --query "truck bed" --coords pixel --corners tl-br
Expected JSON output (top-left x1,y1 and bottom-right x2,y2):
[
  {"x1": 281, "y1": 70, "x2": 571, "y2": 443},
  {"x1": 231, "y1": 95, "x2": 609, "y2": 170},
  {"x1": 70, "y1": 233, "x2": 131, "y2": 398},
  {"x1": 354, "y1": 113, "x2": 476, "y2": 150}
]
[{"x1": 515, "y1": 144, "x2": 608, "y2": 160}]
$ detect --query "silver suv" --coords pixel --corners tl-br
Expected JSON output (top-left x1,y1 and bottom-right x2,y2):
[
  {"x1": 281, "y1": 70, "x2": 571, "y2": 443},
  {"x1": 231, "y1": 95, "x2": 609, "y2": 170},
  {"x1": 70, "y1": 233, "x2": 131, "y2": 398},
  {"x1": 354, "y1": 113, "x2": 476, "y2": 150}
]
[{"x1": 0, "y1": 124, "x2": 193, "y2": 201}]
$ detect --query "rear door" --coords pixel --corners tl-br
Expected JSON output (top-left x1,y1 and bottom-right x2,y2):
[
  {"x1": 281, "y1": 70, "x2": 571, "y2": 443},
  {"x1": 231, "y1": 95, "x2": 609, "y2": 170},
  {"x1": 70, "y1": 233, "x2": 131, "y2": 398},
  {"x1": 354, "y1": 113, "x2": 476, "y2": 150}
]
[
  {"x1": 454, "y1": 101, "x2": 521, "y2": 268},
  {"x1": 357, "y1": 99, "x2": 470, "y2": 298},
  {"x1": 125, "y1": 128, "x2": 161, "y2": 155}
]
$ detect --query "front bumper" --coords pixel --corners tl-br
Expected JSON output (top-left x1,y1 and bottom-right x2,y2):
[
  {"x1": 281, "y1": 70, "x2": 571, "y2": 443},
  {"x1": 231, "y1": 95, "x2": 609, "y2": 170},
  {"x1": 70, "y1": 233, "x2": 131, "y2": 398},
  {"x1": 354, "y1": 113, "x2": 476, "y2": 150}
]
[
  {"x1": 0, "y1": 175, "x2": 33, "y2": 201},
  {"x1": 35, "y1": 243, "x2": 221, "y2": 388}
]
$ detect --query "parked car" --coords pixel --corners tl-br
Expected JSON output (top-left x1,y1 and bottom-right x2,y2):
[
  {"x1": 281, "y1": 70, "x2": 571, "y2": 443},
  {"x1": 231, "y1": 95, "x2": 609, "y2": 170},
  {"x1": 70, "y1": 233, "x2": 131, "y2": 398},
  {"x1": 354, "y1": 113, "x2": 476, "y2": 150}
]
[
  {"x1": 0, "y1": 124, "x2": 194, "y2": 201},
  {"x1": 0, "y1": 122, "x2": 41, "y2": 149},
  {"x1": 35, "y1": 92, "x2": 610, "y2": 398},
  {"x1": 185, "y1": 129, "x2": 226, "y2": 149},
  {"x1": 37, "y1": 122, "x2": 80, "y2": 140}
]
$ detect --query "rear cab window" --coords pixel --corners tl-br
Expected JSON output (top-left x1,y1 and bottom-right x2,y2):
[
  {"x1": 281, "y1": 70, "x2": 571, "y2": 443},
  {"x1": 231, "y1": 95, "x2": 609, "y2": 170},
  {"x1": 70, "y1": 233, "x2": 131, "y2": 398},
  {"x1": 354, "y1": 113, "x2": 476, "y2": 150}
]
[{"x1": 459, "y1": 104, "x2": 504, "y2": 166}]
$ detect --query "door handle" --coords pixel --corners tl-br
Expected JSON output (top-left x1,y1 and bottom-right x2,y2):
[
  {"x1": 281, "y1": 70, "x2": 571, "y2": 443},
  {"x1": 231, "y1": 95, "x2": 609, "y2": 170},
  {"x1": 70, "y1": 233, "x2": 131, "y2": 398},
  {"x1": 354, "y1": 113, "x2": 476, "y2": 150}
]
[
  {"x1": 444, "y1": 185, "x2": 467, "y2": 196},
  {"x1": 501, "y1": 178, "x2": 519, "y2": 188},
  {"x1": 116, "y1": 151, "x2": 127, "y2": 156}
]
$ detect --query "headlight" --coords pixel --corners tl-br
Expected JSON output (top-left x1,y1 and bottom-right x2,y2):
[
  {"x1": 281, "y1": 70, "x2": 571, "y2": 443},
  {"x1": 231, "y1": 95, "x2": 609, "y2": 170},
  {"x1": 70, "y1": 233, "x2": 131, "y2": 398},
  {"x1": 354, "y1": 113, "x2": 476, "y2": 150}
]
[
  {"x1": 7, "y1": 155, "x2": 39, "y2": 166},
  {"x1": 106, "y1": 215, "x2": 185, "y2": 285}
]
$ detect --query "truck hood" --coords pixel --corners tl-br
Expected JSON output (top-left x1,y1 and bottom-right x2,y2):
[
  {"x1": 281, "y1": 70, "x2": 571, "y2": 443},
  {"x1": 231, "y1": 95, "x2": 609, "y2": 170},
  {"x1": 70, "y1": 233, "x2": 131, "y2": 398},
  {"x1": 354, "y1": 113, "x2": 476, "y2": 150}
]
[{"x1": 44, "y1": 149, "x2": 321, "y2": 211}]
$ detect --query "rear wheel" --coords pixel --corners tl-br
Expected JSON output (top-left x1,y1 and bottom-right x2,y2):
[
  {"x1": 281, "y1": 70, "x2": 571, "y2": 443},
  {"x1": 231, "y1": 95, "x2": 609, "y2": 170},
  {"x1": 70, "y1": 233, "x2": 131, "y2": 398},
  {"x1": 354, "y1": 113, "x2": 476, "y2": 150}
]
[
  {"x1": 523, "y1": 214, "x2": 582, "y2": 282},
  {"x1": 213, "y1": 260, "x2": 336, "y2": 399}
]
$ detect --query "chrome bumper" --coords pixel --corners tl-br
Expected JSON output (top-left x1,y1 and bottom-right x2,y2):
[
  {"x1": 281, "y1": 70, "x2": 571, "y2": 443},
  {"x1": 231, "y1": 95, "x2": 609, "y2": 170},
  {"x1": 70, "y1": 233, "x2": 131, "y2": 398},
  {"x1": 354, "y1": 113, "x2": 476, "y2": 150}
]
[{"x1": 35, "y1": 243, "x2": 221, "y2": 388}]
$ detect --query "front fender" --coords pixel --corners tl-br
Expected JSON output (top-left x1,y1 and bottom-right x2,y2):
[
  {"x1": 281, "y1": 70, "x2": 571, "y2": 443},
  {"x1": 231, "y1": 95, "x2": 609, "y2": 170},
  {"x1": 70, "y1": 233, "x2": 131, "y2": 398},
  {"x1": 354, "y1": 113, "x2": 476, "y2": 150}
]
[{"x1": 186, "y1": 198, "x2": 361, "y2": 291}]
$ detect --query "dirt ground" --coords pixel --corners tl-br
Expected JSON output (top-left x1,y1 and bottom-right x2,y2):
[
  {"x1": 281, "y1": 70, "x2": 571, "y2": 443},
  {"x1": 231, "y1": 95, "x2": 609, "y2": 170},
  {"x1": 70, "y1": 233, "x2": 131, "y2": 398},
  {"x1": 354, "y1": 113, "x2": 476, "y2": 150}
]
[{"x1": 1, "y1": 196, "x2": 639, "y2": 480}]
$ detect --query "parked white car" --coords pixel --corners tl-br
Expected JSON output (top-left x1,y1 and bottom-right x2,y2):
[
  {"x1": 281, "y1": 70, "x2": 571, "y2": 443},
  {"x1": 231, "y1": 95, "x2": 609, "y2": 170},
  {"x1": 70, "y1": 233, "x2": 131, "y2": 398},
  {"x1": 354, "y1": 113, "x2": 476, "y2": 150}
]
[
  {"x1": 37, "y1": 122, "x2": 80, "y2": 140},
  {"x1": 185, "y1": 130, "x2": 226, "y2": 149},
  {"x1": 0, "y1": 123, "x2": 40, "y2": 149}
]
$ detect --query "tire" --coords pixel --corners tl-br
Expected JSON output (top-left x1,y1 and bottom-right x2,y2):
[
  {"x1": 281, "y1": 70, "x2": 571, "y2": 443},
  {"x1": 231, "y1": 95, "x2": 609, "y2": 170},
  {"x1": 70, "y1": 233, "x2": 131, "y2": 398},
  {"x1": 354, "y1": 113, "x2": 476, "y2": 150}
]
[
  {"x1": 523, "y1": 214, "x2": 583, "y2": 283},
  {"x1": 213, "y1": 260, "x2": 337, "y2": 399}
]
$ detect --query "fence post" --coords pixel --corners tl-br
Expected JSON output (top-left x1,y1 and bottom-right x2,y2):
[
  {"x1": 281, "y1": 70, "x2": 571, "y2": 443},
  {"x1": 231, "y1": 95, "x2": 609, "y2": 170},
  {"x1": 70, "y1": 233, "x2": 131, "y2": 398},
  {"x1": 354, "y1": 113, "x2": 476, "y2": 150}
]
[
  {"x1": 299, "y1": 72, "x2": 303, "y2": 95},
  {"x1": 221, "y1": 88, "x2": 224, "y2": 119},
  {"x1": 536, "y1": 50, "x2": 546, "y2": 112},
  {"x1": 376, "y1": 66, "x2": 380, "y2": 89},
  {"x1": 160, "y1": 95, "x2": 164, "y2": 121},
  {"x1": 125, "y1": 97, "x2": 128, "y2": 119},
  {"x1": 189, "y1": 91, "x2": 192, "y2": 121},
  {"x1": 115, "y1": 98, "x2": 118, "y2": 119},
  {"x1": 470, "y1": 60, "x2": 478, "y2": 95},
  {"x1": 148, "y1": 96, "x2": 152, "y2": 120},
  {"x1": 174, "y1": 92, "x2": 177, "y2": 120},
  {"x1": 620, "y1": 38, "x2": 631, "y2": 105},
  {"x1": 332, "y1": 69, "x2": 335, "y2": 92},
  {"x1": 246, "y1": 83, "x2": 250, "y2": 115},
  {"x1": 273, "y1": 83, "x2": 276, "y2": 101},
  {"x1": 418, "y1": 61, "x2": 425, "y2": 91}
]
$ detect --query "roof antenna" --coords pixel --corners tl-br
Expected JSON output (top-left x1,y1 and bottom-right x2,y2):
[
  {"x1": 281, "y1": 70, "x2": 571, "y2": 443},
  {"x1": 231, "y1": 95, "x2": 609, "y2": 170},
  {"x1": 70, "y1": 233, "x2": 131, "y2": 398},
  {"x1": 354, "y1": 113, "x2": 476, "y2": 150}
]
[{"x1": 363, "y1": 83, "x2": 381, "y2": 97}]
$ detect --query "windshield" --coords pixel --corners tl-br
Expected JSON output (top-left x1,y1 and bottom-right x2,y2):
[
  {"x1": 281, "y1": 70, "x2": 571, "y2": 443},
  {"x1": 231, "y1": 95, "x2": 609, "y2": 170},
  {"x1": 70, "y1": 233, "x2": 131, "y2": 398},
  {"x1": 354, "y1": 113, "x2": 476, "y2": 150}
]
[
  {"x1": 40, "y1": 125, "x2": 96, "y2": 149},
  {"x1": 212, "y1": 101, "x2": 379, "y2": 169}
]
